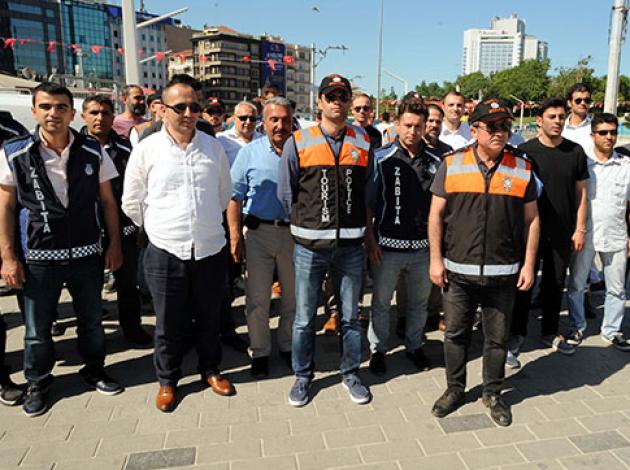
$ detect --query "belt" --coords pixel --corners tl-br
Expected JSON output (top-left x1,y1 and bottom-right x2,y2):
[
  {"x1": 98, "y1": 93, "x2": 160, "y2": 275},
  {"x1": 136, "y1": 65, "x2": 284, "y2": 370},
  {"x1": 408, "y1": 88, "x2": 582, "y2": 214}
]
[{"x1": 258, "y1": 219, "x2": 289, "y2": 227}]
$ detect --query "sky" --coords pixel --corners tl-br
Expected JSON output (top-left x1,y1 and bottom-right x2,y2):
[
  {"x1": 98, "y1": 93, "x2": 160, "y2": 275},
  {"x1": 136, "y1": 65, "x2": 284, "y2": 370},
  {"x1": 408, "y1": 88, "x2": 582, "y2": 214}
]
[{"x1": 136, "y1": 0, "x2": 630, "y2": 96}]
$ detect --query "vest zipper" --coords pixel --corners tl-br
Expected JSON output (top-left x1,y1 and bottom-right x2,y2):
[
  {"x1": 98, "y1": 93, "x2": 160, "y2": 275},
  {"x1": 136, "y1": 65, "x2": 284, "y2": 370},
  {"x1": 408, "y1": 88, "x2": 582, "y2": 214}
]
[{"x1": 481, "y1": 170, "x2": 491, "y2": 278}]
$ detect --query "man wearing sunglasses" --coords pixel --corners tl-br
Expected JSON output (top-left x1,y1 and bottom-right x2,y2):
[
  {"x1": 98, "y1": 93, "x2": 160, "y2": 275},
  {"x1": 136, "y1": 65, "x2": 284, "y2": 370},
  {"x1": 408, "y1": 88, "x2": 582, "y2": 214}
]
[
  {"x1": 278, "y1": 74, "x2": 373, "y2": 407},
  {"x1": 217, "y1": 101, "x2": 263, "y2": 167},
  {"x1": 429, "y1": 99, "x2": 539, "y2": 426},
  {"x1": 203, "y1": 97, "x2": 227, "y2": 135},
  {"x1": 563, "y1": 83, "x2": 594, "y2": 156},
  {"x1": 123, "y1": 78, "x2": 234, "y2": 412},
  {"x1": 351, "y1": 92, "x2": 382, "y2": 150},
  {"x1": 566, "y1": 114, "x2": 630, "y2": 352}
]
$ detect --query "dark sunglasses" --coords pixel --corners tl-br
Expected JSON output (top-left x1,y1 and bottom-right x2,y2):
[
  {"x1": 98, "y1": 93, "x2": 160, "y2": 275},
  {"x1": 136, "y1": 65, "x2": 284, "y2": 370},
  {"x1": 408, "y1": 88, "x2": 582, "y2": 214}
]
[
  {"x1": 236, "y1": 115, "x2": 257, "y2": 123},
  {"x1": 353, "y1": 105, "x2": 371, "y2": 113},
  {"x1": 574, "y1": 98, "x2": 592, "y2": 105},
  {"x1": 165, "y1": 102, "x2": 203, "y2": 114},
  {"x1": 593, "y1": 129, "x2": 618, "y2": 136},
  {"x1": 325, "y1": 92, "x2": 350, "y2": 103},
  {"x1": 476, "y1": 120, "x2": 512, "y2": 133}
]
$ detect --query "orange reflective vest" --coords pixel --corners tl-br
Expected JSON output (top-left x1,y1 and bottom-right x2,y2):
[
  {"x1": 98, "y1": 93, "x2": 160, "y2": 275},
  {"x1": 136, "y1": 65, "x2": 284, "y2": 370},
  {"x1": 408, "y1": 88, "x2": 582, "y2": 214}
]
[{"x1": 290, "y1": 124, "x2": 371, "y2": 249}]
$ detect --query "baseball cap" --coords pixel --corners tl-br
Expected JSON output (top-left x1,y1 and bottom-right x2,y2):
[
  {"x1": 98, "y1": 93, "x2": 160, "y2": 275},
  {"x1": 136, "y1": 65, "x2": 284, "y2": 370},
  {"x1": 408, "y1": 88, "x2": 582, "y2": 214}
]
[
  {"x1": 400, "y1": 91, "x2": 424, "y2": 105},
  {"x1": 206, "y1": 97, "x2": 225, "y2": 112},
  {"x1": 470, "y1": 99, "x2": 513, "y2": 124},
  {"x1": 318, "y1": 74, "x2": 352, "y2": 97}
]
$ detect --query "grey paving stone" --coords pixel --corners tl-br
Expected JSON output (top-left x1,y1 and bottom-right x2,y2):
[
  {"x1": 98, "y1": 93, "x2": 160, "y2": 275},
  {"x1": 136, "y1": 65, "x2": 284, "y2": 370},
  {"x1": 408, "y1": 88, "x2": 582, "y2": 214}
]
[
  {"x1": 517, "y1": 438, "x2": 580, "y2": 461},
  {"x1": 380, "y1": 420, "x2": 443, "y2": 441},
  {"x1": 165, "y1": 426, "x2": 229, "y2": 448},
  {"x1": 0, "y1": 447, "x2": 29, "y2": 467},
  {"x1": 473, "y1": 425, "x2": 536, "y2": 446},
  {"x1": 438, "y1": 413, "x2": 495, "y2": 434},
  {"x1": 231, "y1": 420, "x2": 290, "y2": 442},
  {"x1": 500, "y1": 461, "x2": 564, "y2": 470},
  {"x1": 399, "y1": 454, "x2": 467, "y2": 470},
  {"x1": 296, "y1": 448, "x2": 362, "y2": 470},
  {"x1": 559, "y1": 451, "x2": 628, "y2": 470},
  {"x1": 290, "y1": 414, "x2": 348, "y2": 435},
  {"x1": 527, "y1": 418, "x2": 588, "y2": 439},
  {"x1": 419, "y1": 433, "x2": 481, "y2": 455},
  {"x1": 359, "y1": 440, "x2": 425, "y2": 463},
  {"x1": 0, "y1": 424, "x2": 72, "y2": 448},
  {"x1": 340, "y1": 464, "x2": 399, "y2": 470},
  {"x1": 125, "y1": 447, "x2": 195, "y2": 470},
  {"x1": 196, "y1": 440, "x2": 261, "y2": 464},
  {"x1": 459, "y1": 444, "x2": 525, "y2": 469},
  {"x1": 262, "y1": 433, "x2": 325, "y2": 457},
  {"x1": 229, "y1": 455, "x2": 297, "y2": 470},
  {"x1": 578, "y1": 412, "x2": 630, "y2": 432},
  {"x1": 569, "y1": 430, "x2": 630, "y2": 453},
  {"x1": 323, "y1": 425, "x2": 385, "y2": 449},
  {"x1": 22, "y1": 439, "x2": 100, "y2": 466},
  {"x1": 54, "y1": 456, "x2": 126, "y2": 470}
]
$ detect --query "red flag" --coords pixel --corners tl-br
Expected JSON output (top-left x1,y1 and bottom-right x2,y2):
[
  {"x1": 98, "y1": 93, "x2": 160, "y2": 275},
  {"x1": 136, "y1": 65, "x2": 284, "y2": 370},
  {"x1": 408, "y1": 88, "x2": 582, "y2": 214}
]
[
  {"x1": 70, "y1": 44, "x2": 79, "y2": 55},
  {"x1": 3, "y1": 38, "x2": 16, "y2": 49},
  {"x1": 155, "y1": 51, "x2": 166, "y2": 63},
  {"x1": 47, "y1": 41, "x2": 56, "y2": 53},
  {"x1": 117, "y1": 47, "x2": 125, "y2": 55},
  {"x1": 91, "y1": 45, "x2": 104, "y2": 55},
  {"x1": 199, "y1": 53, "x2": 208, "y2": 63},
  {"x1": 137, "y1": 48, "x2": 144, "y2": 58},
  {"x1": 242, "y1": 55, "x2": 251, "y2": 63},
  {"x1": 283, "y1": 55, "x2": 294, "y2": 65},
  {"x1": 267, "y1": 59, "x2": 277, "y2": 71},
  {"x1": 177, "y1": 53, "x2": 186, "y2": 64},
  {"x1": 18, "y1": 39, "x2": 31, "y2": 45}
]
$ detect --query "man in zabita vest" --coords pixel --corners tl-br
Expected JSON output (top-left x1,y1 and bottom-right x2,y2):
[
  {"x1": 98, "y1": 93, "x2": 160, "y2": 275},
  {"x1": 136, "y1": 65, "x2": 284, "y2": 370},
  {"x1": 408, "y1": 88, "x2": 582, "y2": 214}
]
[
  {"x1": 278, "y1": 74, "x2": 373, "y2": 407},
  {"x1": 428, "y1": 99, "x2": 540, "y2": 427},
  {"x1": 0, "y1": 83, "x2": 124, "y2": 417}
]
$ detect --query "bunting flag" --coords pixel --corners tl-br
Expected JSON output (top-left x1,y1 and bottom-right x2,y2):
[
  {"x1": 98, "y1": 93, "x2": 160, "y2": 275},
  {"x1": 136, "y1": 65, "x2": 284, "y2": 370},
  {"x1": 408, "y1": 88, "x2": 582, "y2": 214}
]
[
  {"x1": 91, "y1": 45, "x2": 104, "y2": 55},
  {"x1": 283, "y1": 55, "x2": 295, "y2": 65},
  {"x1": 70, "y1": 43, "x2": 79, "y2": 55},
  {"x1": 155, "y1": 51, "x2": 166, "y2": 63},
  {"x1": 241, "y1": 55, "x2": 251, "y2": 63},
  {"x1": 177, "y1": 53, "x2": 186, "y2": 64},
  {"x1": 137, "y1": 48, "x2": 144, "y2": 58},
  {"x1": 47, "y1": 41, "x2": 56, "y2": 53},
  {"x1": 117, "y1": 47, "x2": 125, "y2": 55},
  {"x1": 267, "y1": 59, "x2": 277, "y2": 71},
  {"x1": 199, "y1": 53, "x2": 208, "y2": 63},
  {"x1": 3, "y1": 38, "x2": 16, "y2": 49}
]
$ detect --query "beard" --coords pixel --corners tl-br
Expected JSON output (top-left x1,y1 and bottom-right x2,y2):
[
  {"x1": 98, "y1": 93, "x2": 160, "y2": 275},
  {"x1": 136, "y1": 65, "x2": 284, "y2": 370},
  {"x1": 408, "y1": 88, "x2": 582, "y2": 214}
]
[{"x1": 131, "y1": 103, "x2": 146, "y2": 116}]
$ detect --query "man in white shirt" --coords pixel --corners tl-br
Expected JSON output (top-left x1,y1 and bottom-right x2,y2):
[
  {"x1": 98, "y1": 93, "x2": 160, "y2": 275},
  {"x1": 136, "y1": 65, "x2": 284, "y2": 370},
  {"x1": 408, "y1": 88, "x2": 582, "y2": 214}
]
[
  {"x1": 217, "y1": 101, "x2": 262, "y2": 167},
  {"x1": 562, "y1": 83, "x2": 594, "y2": 156},
  {"x1": 439, "y1": 91, "x2": 472, "y2": 150},
  {"x1": 566, "y1": 113, "x2": 630, "y2": 351},
  {"x1": 122, "y1": 79, "x2": 234, "y2": 412}
]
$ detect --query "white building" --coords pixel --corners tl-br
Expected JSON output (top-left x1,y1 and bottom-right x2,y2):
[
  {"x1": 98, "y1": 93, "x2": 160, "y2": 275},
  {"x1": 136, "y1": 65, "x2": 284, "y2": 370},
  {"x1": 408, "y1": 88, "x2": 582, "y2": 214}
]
[
  {"x1": 284, "y1": 43, "x2": 312, "y2": 116},
  {"x1": 462, "y1": 14, "x2": 547, "y2": 76},
  {"x1": 167, "y1": 49, "x2": 193, "y2": 80}
]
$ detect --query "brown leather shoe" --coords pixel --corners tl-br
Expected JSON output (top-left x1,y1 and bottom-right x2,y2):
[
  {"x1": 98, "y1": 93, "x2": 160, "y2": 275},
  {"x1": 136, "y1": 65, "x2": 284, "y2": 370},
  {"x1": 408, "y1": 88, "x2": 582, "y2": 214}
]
[
  {"x1": 206, "y1": 374, "x2": 235, "y2": 396},
  {"x1": 155, "y1": 385, "x2": 176, "y2": 412}
]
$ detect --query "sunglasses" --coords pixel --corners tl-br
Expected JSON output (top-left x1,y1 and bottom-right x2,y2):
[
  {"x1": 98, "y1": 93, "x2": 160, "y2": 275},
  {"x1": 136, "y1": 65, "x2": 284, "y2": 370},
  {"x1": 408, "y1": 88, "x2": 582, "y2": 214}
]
[
  {"x1": 353, "y1": 105, "x2": 371, "y2": 113},
  {"x1": 236, "y1": 115, "x2": 257, "y2": 123},
  {"x1": 592, "y1": 129, "x2": 618, "y2": 136},
  {"x1": 165, "y1": 102, "x2": 203, "y2": 114},
  {"x1": 324, "y1": 92, "x2": 350, "y2": 103},
  {"x1": 573, "y1": 98, "x2": 592, "y2": 105},
  {"x1": 476, "y1": 120, "x2": 512, "y2": 133}
]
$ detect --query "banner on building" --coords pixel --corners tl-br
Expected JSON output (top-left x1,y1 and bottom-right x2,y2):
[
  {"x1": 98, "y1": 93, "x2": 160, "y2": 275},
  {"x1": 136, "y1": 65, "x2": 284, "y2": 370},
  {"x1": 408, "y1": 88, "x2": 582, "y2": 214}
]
[{"x1": 260, "y1": 40, "x2": 286, "y2": 94}]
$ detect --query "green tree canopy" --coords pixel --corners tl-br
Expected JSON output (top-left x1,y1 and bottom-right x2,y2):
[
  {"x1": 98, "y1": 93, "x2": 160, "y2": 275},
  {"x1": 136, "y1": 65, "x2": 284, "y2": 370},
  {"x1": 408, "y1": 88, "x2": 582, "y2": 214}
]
[
  {"x1": 491, "y1": 59, "x2": 550, "y2": 102},
  {"x1": 455, "y1": 72, "x2": 494, "y2": 99}
]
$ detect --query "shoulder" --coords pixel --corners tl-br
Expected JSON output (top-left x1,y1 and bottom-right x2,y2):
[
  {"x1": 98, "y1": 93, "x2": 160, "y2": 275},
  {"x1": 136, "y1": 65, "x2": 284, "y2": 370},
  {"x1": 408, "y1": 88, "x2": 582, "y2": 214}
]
[
  {"x1": 112, "y1": 134, "x2": 132, "y2": 154},
  {"x1": 374, "y1": 142, "x2": 398, "y2": 161},
  {"x1": 0, "y1": 117, "x2": 27, "y2": 138},
  {"x1": 443, "y1": 142, "x2": 474, "y2": 160},
  {"x1": 4, "y1": 132, "x2": 34, "y2": 160}
]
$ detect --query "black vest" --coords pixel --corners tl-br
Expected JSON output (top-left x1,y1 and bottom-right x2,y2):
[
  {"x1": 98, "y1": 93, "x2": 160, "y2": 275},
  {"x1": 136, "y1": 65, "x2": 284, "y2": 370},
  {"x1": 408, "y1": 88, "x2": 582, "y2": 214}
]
[{"x1": 5, "y1": 128, "x2": 103, "y2": 265}]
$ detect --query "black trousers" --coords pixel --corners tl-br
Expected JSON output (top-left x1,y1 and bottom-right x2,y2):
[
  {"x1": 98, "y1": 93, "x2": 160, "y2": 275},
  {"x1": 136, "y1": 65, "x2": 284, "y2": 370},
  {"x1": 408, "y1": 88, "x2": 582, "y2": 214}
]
[
  {"x1": 0, "y1": 314, "x2": 6, "y2": 378},
  {"x1": 144, "y1": 243, "x2": 226, "y2": 386},
  {"x1": 219, "y1": 251, "x2": 239, "y2": 336},
  {"x1": 511, "y1": 239, "x2": 571, "y2": 338},
  {"x1": 443, "y1": 277, "x2": 516, "y2": 395},
  {"x1": 113, "y1": 234, "x2": 142, "y2": 333}
]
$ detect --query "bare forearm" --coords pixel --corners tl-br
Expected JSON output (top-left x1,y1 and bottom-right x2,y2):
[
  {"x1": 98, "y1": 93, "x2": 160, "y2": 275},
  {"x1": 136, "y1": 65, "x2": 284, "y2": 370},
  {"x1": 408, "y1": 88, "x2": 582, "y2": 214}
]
[
  {"x1": 523, "y1": 215, "x2": 540, "y2": 269},
  {"x1": 0, "y1": 207, "x2": 16, "y2": 261},
  {"x1": 227, "y1": 200, "x2": 242, "y2": 239},
  {"x1": 575, "y1": 184, "x2": 587, "y2": 231},
  {"x1": 428, "y1": 212, "x2": 443, "y2": 262}
]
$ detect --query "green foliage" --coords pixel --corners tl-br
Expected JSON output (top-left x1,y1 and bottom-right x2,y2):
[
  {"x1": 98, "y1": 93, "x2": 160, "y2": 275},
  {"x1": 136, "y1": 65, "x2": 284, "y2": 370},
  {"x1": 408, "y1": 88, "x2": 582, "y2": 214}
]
[
  {"x1": 492, "y1": 59, "x2": 550, "y2": 101},
  {"x1": 455, "y1": 72, "x2": 494, "y2": 99}
]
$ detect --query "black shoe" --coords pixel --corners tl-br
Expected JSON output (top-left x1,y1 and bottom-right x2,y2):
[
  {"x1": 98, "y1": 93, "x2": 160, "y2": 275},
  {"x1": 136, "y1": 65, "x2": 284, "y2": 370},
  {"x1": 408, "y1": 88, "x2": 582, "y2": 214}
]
[
  {"x1": 395, "y1": 316, "x2": 406, "y2": 340},
  {"x1": 369, "y1": 352, "x2": 386, "y2": 376},
  {"x1": 432, "y1": 388, "x2": 465, "y2": 418},
  {"x1": 406, "y1": 348, "x2": 431, "y2": 371},
  {"x1": 482, "y1": 394, "x2": 512, "y2": 427},
  {"x1": 22, "y1": 377, "x2": 53, "y2": 417},
  {"x1": 80, "y1": 368, "x2": 123, "y2": 396},
  {"x1": 250, "y1": 357, "x2": 269, "y2": 379},
  {"x1": 50, "y1": 320, "x2": 65, "y2": 337},
  {"x1": 279, "y1": 351, "x2": 292, "y2": 370},
  {"x1": 123, "y1": 326, "x2": 153, "y2": 346},
  {"x1": 0, "y1": 369, "x2": 25, "y2": 406},
  {"x1": 221, "y1": 333, "x2": 249, "y2": 353},
  {"x1": 0, "y1": 285, "x2": 18, "y2": 297},
  {"x1": 584, "y1": 293, "x2": 597, "y2": 319}
]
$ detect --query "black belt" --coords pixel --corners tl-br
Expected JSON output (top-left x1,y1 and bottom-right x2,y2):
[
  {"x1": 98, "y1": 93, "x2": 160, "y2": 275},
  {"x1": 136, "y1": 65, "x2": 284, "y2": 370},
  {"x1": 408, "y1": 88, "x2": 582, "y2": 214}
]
[{"x1": 258, "y1": 218, "x2": 289, "y2": 227}]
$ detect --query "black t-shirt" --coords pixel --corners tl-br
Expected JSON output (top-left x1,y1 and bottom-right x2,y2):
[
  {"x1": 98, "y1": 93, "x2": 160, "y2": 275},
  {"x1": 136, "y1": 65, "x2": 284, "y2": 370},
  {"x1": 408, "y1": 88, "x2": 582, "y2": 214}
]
[
  {"x1": 363, "y1": 124, "x2": 383, "y2": 150},
  {"x1": 519, "y1": 137, "x2": 588, "y2": 243}
]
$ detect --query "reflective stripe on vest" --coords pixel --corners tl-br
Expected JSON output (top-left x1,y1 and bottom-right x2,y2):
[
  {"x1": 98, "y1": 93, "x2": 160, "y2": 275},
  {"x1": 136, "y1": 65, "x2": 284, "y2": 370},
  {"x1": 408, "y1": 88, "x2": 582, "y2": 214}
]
[
  {"x1": 444, "y1": 147, "x2": 531, "y2": 197},
  {"x1": 294, "y1": 125, "x2": 370, "y2": 168},
  {"x1": 290, "y1": 225, "x2": 365, "y2": 240},
  {"x1": 444, "y1": 258, "x2": 520, "y2": 276}
]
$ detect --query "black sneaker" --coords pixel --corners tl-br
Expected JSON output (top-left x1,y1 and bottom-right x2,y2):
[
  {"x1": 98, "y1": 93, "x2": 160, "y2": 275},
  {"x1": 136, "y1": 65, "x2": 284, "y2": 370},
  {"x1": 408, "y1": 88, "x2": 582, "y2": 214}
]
[
  {"x1": 369, "y1": 351, "x2": 386, "y2": 375},
  {"x1": 566, "y1": 330, "x2": 584, "y2": 346},
  {"x1": 406, "y1": 348, "x2": 431, "y2": 371},
  {"x1": 279, "y1": 351, "x2": 292, "y2": 370},
  {"x1": 22, "y1": 377, "x2": 53, "y2": 417},
  {"x1": 0, "y1": 370, "x2": 25, "y2": 406},
  {"x1": 431, "y1": 388, "x2": 465, "y2": 418},
  {"x1": 80, "y1": 368, "x2": 123, "y2": 396},
  {"x1": 482, "y1": 394, "x2": 512, "y2": 427},
  {"x1": 250, "y1": 357, "x2": 269, "y2": 379},
  {"x1": 601, "y1": 332, "x2": 630, "y2": 351}
]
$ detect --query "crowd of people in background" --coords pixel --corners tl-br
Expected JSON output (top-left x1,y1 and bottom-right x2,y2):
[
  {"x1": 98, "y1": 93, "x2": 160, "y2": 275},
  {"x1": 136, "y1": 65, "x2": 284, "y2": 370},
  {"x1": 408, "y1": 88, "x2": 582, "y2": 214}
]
[{"x1": 0, "y1": 73, "x2": 628, "y2": 429}]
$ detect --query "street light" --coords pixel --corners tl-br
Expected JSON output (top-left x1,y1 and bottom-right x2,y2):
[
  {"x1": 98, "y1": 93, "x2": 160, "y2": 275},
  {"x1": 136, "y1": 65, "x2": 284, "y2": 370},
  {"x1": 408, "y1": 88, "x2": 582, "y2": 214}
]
[
  {"x1": 383, "y1": 69, "x2": 408, "y2": 96},
  {"x1": 509, "y1": 94, "x2": 525, "y2": 131},
  {"x1": 309, "y1": 43, "x2": 348, "y2": 119}
]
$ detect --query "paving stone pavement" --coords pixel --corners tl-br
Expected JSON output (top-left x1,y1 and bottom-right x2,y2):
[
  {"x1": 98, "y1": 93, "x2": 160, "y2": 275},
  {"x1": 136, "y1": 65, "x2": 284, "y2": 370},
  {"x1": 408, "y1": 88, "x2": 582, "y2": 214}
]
[{"x1": 1, "y1": 288, "x2": 630, "y2": 469}]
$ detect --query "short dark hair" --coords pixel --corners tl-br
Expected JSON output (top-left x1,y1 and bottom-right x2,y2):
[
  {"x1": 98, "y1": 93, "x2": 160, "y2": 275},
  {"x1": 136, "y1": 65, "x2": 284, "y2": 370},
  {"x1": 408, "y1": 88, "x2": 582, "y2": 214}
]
[
  {"x1": 591, "y1": 112, "x2": 618, "y2": 131},
  {"x1": 32, "y1": 82, "x2": 73, "y2": 107},
  {"x1": 122, "y1": 84, "x2": 143, "y2": 97},
  {"x1": 147, "y1": 91, "x2": 162, "y2": 106},
  {"x1": 427, "y1": 103, "x2": 444, "y2": 118},
  {"x1": 263, "y1": 84, "x2": 282, "y2": 96},
  {"x1": 168, "y1": 74, "x2": 202, "y2": 91},
  {"x1": 538, "y1": 97, "x2": 566, "y2": 116},
  {"x1": 567, "y1": 82, "x2": 592, "y2": 102},
  {"x1": 397, "y1": 101, "x2": 428, "y2": 120},
  {"x1": 443, "y1": 90, "x2": 464, "y2": 102},
  {"x1": 381, "y1": 111, "x2": 390, "y2": 122},
  {"x1": 82, "y1": 94, "x2": 114, "y2": 113}
]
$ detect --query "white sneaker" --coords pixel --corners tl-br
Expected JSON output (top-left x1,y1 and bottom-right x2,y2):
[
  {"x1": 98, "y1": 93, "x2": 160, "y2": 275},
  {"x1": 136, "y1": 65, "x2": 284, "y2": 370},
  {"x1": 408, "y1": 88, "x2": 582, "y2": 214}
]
[{"x1": 505, "y1": 350, "x2": 521, "y2": 369}]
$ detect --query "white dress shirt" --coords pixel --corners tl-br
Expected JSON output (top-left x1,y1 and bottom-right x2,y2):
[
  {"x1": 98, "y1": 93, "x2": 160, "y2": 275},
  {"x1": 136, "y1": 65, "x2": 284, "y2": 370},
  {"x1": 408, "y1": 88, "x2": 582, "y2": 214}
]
[
  {"x1": 122, "y1": 125, "x2": 232, "y2": 260},
  {"x1": 439, "y1": 121, "x2": 473, "y2": 150},
  {"x1": 216, "y1": 128, "x2": 263, "y2": 167},
  {"x1": 563, "y1": 115, "x2": 594, "y2": 157}
]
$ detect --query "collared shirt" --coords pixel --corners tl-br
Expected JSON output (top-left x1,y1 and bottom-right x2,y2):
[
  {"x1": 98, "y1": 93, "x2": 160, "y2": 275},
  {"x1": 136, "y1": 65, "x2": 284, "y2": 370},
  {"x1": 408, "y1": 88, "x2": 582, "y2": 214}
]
[
  {"x1": 586, "y1": 150, "x2": 630, "y2": 252},
  {"x1": 439, "y1": 121, "x2": 472, "y2": 150},
  {"x1": 0, "y1": 129, "x2": 118, "y2": 207},
  {"x1": 217, "y1": 127, "x2": 263, "y2": 167},
  {"x1": 122, "y1": 125, "x2": 231, "y2": 260},
  {"x1": 230, "y1": 136, "x2": 288, "y2": 221},
  {"x1": 563, "y1": 115, "x2": 594, "y2": 157}
]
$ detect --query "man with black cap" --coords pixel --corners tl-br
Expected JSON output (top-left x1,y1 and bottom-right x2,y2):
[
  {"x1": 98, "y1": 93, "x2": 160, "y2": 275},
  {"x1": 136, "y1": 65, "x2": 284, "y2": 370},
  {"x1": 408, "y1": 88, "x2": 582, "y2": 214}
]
[
  {"x1": 278, "y1": 74, "x2": 373, "y2": 407},
  {"x1": 428, "y1": 98, "x2": 540, "y2": 426},
  {"x1": 203, "y1": 97, "x2": 227, "y2": 135}
]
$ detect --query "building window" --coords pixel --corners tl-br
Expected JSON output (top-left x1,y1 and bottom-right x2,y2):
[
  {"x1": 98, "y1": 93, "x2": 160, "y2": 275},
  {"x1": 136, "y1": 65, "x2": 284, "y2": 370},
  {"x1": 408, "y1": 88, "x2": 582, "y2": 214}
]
[{"x1": 114, "y1": 30, "x2": 118, "y2": 37}]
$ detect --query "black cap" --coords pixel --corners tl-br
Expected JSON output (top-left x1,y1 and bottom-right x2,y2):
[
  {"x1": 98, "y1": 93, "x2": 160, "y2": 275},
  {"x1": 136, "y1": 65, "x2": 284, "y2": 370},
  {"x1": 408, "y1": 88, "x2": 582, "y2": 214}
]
[
  {"x1": 318, "y1": 74, "x2": 352, "y2": 97},
  {"x1": 206, "y1": 97, "x2": 225, "y2": 112},
  {"x1": 470, "y1": 99, "x2": 513, "y2": 124},
  {"x1": 147, "y1": 91, "x2": 162, "y2": 106},
  {"x1": 400, "y1": 91, "x2": 424, "y2": 104}
]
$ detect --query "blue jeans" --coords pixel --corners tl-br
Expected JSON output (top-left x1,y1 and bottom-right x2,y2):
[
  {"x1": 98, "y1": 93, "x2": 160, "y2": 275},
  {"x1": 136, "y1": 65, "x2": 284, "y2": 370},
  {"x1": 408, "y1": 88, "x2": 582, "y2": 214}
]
[
  {"x1": 292, "y1": 244, "x2": 364, "y2": 378},
  {"x1": 567, "y1": 243, "x2": 627, "y2": 336},
  {"x1": 368, "y1": 249, "x2": 431, "y2": 353},
  {"x1": 22, "y1": 257, "x2": 106, "y2": 387}
]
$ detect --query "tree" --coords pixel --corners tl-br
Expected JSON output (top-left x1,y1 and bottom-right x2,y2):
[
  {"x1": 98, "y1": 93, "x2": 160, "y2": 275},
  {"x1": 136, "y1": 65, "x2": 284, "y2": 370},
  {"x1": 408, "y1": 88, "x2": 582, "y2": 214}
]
[
  {"x1": 381, "y1": 86, "x2": 397, "y2": 100},
  {"x1": 492, "y1": 59, "x2": 550, "y2": 102},
  {"x1": 455, "y1": 72, "x2": 493, "y2": 99},
  {"x1": 415, "y1": 80, "x2": 445, "y2": 99},
  {"x1": 547, "y1": 56, "x2": 597, "y2": 99}
]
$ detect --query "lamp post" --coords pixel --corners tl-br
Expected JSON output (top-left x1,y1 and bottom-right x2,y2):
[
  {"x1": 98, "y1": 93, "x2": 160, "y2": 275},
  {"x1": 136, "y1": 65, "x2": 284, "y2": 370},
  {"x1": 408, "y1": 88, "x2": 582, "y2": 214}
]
[
  {"x1": 509, "y1": 94, "x2": 525, "y2": 130},
  {"x1": 309, "y1": 43, "x2": 348, "y2": 119},
  {"x1": 383, "y1": 69, "x2": 408, "y2": 96}
]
